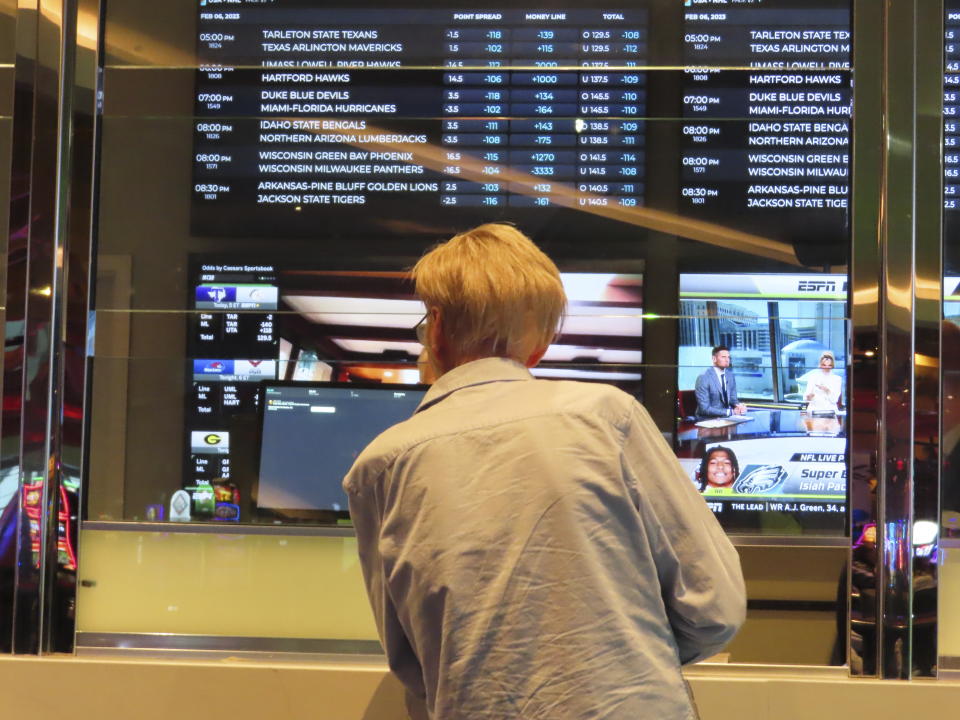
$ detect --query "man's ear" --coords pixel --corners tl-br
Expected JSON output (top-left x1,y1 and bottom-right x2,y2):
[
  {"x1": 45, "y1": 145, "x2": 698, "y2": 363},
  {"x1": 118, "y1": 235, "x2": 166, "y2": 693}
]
[
  {"x1": 427, "y1": 307, "x2": 452, "y2": 376},
  {"x1": 524, "y1": 344, "x2": 549, "y2": 368}
]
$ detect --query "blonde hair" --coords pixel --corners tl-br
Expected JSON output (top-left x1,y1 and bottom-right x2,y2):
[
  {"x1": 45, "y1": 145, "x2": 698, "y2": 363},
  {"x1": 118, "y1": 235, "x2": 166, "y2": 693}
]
[
  {"x1": 819, "y1": 351, "x2": 836, "y2": 365},
  {"x1": 412, "y1": 223, "x2": 566, "y2": 364}
]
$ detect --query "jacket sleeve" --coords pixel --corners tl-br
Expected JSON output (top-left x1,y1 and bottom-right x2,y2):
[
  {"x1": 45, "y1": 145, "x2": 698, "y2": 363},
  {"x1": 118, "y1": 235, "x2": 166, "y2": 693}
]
[
  {"x1": 344, "y1": 469, "x2": 427, "y2": 700},
  {"x1": 727, "y1": 371, "x2": 739, "y2": 405},
  {"x1": 621, "y1": 401, "x2": 746, "y2": 664},
  {"x1": 694, "y1": 371, "x2": 727, "y2": 418}
]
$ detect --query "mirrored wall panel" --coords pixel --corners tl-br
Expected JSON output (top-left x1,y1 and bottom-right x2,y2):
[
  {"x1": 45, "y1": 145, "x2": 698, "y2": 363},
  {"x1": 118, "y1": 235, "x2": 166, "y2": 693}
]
[{"x1": 80, "y1": 0, "x2": 853, "y2": 665}]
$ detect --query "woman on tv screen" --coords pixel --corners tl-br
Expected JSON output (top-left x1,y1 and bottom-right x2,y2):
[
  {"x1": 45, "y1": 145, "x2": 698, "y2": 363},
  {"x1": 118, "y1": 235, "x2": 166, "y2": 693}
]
[{"x1": 804, "y1": 351, "x2": 842, "y2": 415}]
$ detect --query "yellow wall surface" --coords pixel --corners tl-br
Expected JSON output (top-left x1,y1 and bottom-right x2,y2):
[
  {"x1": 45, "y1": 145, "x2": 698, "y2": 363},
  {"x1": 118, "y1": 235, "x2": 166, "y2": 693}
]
[
  {"x1": 940, "y1": 543, "x2": 960, "y2": 657},
  {"x1": 77, "y1": 529, "x2": 849, "y2": 666},
  {"x1": 77, "y1": 529, "x2": 379, "y2": 640}
]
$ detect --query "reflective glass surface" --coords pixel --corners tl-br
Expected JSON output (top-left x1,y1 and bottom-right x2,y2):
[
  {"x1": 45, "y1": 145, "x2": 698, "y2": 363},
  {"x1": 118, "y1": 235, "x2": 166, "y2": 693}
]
[
  {"x1": 0, "y1": 0, "x2": 17, "y2": 652},
  {"x1": 85, "y1": 0, "x2": 853, "y2": 663}
]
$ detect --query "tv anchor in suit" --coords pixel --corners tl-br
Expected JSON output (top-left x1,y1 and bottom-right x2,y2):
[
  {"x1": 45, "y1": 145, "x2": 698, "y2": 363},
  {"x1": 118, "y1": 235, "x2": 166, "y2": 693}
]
[{"x1": 695, "y1": 345, "x2": 748, "y2": 419}]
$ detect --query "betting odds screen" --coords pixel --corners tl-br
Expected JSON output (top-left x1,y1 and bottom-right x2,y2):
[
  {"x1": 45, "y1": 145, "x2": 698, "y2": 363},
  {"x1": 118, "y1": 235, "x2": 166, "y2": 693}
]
[
  {"x1": 192, "y1": 0, "x2": 851, "y2": 251},
  {"x1": 947, "y1": 1, "x2": 960, "y2": 270}
]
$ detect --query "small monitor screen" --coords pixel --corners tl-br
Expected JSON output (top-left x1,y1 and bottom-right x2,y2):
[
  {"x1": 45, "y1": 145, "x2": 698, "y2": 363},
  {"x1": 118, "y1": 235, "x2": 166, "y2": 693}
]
[
  {"x1": 676, "y1": 273, "x2": 848, "y2": 536},
  {"x1": 258, "y1": 383, "x2": 427, "y2": 521}
]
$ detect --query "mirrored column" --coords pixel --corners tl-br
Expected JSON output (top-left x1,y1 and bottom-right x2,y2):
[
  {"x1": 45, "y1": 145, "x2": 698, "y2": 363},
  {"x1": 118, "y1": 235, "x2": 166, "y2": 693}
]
[{"x1": 1, "y1": 0, "x2": 91, "y2": 654}]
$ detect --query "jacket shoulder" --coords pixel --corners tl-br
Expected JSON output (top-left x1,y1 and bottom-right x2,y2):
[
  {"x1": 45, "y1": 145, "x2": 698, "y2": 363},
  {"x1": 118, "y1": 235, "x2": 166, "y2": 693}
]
[
  {"x1": 343, "y1": 415, "x2": 422, "y2": 494},
  {"x1": 546, "y1": 379, "x2": 637, "y2": 424}
]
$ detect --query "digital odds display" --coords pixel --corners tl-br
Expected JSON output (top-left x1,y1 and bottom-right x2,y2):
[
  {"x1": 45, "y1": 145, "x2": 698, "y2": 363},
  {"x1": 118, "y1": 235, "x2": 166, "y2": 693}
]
[
  {"x1": 676, "y1": 273, "x2": 848, "y2": 535},
  {"x1": 192, "y1": 0, "x2": 851, "y2": 250},
  {"x1": 946, "y1": 1, "x2": 960, "y2": 269}
]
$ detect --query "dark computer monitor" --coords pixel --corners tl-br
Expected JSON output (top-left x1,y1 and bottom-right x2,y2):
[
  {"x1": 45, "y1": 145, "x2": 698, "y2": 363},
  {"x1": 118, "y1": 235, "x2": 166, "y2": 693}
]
[{"x1": 257, "y1": 382, "x2": 428, "y2": 523}]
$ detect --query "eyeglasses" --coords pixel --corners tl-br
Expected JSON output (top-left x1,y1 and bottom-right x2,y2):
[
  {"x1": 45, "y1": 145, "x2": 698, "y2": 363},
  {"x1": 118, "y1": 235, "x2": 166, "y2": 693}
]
[{"x1": 414, "y1": 314, "x2": 428, "y2": 345}]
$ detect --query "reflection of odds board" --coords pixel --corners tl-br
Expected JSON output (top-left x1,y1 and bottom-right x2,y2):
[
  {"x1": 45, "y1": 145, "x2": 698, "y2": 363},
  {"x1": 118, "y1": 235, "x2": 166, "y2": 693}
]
[{"x1": 682, "y1": 436, "x2": 847, "y2": 534}]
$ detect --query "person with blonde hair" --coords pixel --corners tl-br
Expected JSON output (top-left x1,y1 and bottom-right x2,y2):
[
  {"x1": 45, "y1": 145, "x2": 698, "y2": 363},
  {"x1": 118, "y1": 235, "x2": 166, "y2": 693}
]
[
  {"x1": 412, "y1": 223, "x2": 565, "y2": 376},
  {"x1": 344, "y1": 223, "x2": 745, "y2": 720},
  {"x1": 804, "y1": 350, "x2": 842, "y2": 414}
]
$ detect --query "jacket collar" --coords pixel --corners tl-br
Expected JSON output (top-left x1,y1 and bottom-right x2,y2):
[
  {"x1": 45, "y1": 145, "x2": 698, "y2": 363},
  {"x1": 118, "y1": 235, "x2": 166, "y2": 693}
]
[{"x1": 416, "y1": 357, "x2": 533, "y2": 413}]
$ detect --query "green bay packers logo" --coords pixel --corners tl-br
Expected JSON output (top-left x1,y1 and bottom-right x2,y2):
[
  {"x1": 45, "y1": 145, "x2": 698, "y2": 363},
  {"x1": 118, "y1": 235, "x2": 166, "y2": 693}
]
[{"x1": 204, "y1": 433, "x2": 223, "y2": 446}]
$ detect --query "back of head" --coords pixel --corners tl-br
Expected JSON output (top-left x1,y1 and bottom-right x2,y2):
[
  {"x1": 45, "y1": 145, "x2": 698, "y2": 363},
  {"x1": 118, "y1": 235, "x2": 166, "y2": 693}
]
[{"x1": 412, "y1": 223, "x2": 566, "y2": 365}]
